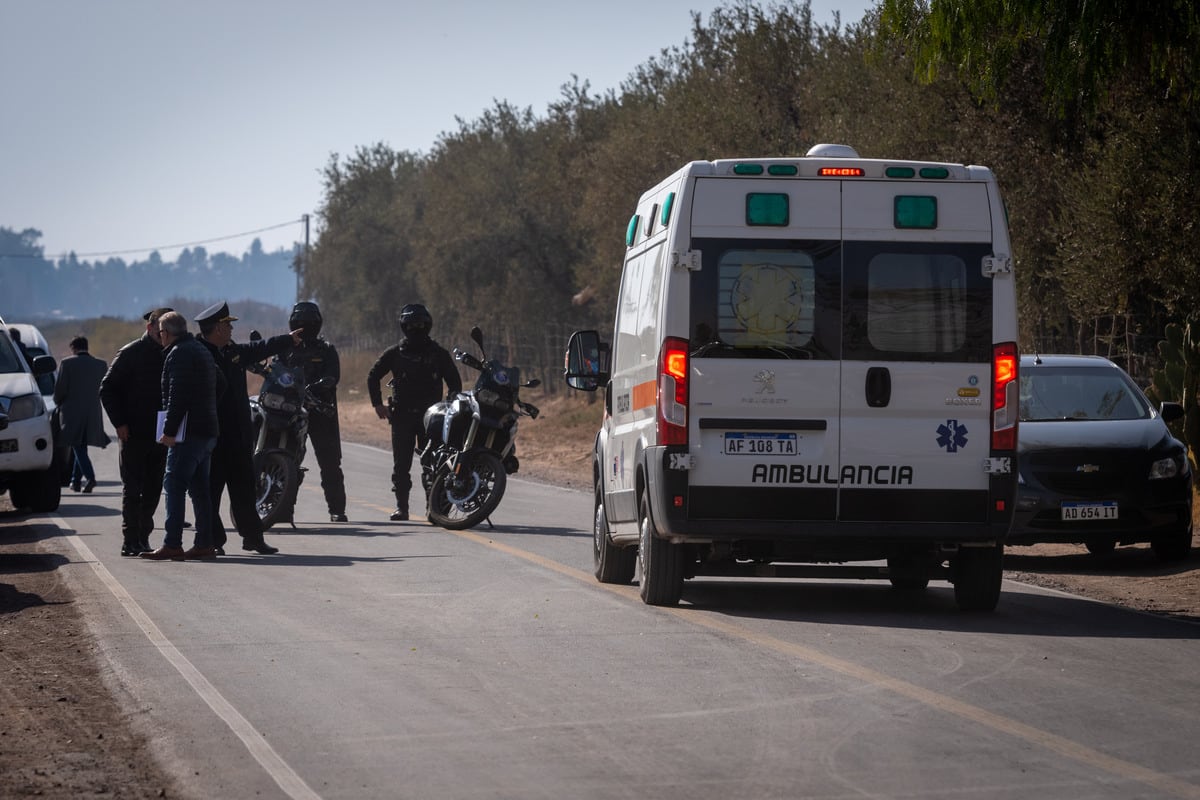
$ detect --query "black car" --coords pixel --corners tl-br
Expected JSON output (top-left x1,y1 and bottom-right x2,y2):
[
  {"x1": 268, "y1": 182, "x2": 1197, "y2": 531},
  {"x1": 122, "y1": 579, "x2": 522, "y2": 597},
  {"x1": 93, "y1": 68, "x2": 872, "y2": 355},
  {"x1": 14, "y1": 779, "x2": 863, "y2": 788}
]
[{"x1": 1009, "y1": 354, "x2": 1193, "y2": 561}]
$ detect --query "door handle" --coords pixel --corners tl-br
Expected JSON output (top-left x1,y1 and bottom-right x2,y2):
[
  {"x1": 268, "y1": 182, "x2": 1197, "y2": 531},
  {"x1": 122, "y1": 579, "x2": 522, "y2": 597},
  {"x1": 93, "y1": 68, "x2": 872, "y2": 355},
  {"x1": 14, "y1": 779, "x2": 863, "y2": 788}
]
[{"x1": 866, "y1": 366, "x2": 891, "y2": 407}]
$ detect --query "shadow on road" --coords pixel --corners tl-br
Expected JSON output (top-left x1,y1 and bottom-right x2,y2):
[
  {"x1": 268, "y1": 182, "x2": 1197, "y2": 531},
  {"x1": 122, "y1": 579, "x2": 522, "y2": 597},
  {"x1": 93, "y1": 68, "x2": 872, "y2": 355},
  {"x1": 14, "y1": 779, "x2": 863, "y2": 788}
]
[{"x1": 678, "y1": 579, "x2": 1200, "y2": 639}]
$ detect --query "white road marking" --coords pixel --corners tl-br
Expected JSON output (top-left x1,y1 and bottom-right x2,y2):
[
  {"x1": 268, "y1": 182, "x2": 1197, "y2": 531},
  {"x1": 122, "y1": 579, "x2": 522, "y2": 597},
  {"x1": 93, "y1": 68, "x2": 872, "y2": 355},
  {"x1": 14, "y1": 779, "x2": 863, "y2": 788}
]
[{"x1": 52, "y1": 515, "x2": 323, "y2": 800}]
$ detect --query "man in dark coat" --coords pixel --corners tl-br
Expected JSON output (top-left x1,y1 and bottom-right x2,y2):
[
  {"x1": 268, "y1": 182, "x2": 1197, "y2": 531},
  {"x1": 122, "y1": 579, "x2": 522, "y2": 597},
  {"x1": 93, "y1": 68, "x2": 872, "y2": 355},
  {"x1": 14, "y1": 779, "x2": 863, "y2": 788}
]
[
  {"x1": 280, "y1": 301, "x2": 347, "y2": 522},
  {"x1": 54, "y1": 335, "x2": 110, "y2": 493},
  {"x1": 196, "y1": 301, "x2": 298, "y2": 554},
  {"x1": 141, "y1": 311, "x2": 223, "y2": 560},
  {"x1": 100, "y1": 308, "x2": 172, "y2": 556},
  {"x1": 367, "y1": 303, "x2": 461, "y2": 521}
]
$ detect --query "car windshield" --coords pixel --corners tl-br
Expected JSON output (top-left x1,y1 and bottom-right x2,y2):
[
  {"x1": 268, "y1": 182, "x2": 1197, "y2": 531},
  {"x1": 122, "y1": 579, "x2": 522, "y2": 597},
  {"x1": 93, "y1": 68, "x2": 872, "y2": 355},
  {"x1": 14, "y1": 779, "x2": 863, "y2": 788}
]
[
  {"x1": 0, "y1": 332, "x2": 25, "y2": 374},
  {"x1": 1019, "y1": 366, "x2": 1150, "y2": 421}
]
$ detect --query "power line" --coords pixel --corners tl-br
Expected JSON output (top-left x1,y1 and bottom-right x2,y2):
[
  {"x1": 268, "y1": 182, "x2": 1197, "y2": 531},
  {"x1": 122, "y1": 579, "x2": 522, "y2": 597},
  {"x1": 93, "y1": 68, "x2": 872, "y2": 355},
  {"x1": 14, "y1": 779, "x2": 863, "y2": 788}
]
[{"x1": 0, "y1": 218, "x2": 305, "y2": 260}]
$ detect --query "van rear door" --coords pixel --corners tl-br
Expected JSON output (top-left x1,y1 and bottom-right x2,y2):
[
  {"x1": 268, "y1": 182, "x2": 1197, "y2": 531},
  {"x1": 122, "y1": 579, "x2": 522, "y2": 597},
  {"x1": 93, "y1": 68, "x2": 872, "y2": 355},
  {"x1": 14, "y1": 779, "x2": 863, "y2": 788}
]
[
  {"x1": 837, "y1": 181, "x2": 996, "y2": 523},
  {"x1": 685, "y1": 177, "x2": 844, "y2": 521},
  {"x1": 683, "y1": 176, "x2": 999, "y2": 527}
]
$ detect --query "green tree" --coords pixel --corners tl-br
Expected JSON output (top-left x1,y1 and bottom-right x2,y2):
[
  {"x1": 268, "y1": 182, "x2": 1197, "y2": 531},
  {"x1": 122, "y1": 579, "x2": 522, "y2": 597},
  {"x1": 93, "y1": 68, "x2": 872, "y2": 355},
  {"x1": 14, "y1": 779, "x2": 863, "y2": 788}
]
[
  {"x1": 306, "y1": 144, "x2": 425, "y2": 343},
  {"x1": 878, "y1": 0, "x2": 1200, "y2": 120}
]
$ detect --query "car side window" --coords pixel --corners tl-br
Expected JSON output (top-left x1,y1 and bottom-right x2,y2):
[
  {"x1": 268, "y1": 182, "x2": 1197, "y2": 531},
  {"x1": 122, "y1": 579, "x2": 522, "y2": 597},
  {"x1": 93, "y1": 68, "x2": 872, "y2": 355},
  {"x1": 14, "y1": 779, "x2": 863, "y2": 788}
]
[{"x1": 0, "y1": 332, "x2": 23, "y2": 374}]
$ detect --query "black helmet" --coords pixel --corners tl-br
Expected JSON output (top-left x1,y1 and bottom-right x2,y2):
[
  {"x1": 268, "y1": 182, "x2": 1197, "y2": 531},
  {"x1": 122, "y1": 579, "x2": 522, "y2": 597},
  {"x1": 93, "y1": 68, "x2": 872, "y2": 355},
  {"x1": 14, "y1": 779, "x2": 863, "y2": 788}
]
[
  {"x1": 399, "y1": 303, "x2": 432, "y2": 337},
  {"x1": 290, "y1": 301, "x2": 323, "y2": 340}
]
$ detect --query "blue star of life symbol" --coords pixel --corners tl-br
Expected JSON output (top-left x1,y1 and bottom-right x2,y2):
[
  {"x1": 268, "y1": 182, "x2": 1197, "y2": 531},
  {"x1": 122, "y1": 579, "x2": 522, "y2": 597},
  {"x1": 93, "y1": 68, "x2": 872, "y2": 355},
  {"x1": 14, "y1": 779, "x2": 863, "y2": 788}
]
[{"x1": 936, "y1": 419, "x2": 969, "y2": 452}]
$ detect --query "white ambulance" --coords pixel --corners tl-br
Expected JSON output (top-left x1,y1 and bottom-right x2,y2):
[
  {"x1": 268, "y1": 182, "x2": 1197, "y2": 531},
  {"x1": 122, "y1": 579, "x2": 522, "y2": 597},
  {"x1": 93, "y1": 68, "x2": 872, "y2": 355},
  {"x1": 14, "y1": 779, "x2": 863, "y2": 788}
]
[{"x1": 564, "y1": 144, "x2": 1019, "y2": 611}]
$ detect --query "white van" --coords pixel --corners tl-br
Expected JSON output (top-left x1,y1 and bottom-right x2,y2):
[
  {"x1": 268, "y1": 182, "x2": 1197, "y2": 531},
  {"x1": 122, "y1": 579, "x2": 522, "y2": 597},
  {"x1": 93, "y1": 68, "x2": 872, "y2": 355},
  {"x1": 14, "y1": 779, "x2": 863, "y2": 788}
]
[{"x1": 564, "y1": 145, "x2": 1019, "y2": 611}]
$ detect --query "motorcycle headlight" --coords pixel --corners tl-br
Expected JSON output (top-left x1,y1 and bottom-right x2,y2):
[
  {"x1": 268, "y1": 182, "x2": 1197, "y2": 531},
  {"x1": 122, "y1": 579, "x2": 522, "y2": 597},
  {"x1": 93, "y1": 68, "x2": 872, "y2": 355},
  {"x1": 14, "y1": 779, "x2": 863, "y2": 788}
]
[
  {"x1": 1149, "y1": 456, "x2": 1182, "y2": 480},
  {"x1": 475, "y1": 389, "x2": 510, "y2": 411},
  {"x1": 1, "y1": 393, "x2": 45, "y2": 422},
  {"x1": 262, "y1": 393, "x2": 286, "y2": 410}
]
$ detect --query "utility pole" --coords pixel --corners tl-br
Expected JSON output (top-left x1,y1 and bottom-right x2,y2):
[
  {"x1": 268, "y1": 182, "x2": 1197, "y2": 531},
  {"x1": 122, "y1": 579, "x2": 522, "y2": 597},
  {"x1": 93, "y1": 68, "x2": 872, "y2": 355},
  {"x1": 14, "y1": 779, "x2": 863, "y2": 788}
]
[{"x1": 294, "y1": 213, "x2": 310, "y2": 302}]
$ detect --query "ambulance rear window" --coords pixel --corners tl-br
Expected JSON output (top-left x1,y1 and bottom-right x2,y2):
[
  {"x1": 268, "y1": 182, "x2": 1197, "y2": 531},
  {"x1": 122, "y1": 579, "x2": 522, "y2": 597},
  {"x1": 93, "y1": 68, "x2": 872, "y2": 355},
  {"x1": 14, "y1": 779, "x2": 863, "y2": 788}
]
[
  {"x1": 709, "y1": 249, "x2": 818, "y2": 354},
  {"x1": 866, "y1": 253, "x2": 968, "y2": 353}
]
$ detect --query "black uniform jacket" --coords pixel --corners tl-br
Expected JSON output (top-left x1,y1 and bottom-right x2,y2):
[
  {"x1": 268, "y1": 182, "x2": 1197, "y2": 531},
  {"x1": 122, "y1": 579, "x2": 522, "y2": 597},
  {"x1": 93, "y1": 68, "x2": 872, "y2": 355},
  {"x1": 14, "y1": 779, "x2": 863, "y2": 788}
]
[
  {"x1": 200, "y1": 334, "x2": 293, "y2": 446},
  {"x1": 367, "y1": 337, "x2": 462, "y2": 414},
  {"x1": 284, "y1": 338, "x2": 340, "y2": 406}
]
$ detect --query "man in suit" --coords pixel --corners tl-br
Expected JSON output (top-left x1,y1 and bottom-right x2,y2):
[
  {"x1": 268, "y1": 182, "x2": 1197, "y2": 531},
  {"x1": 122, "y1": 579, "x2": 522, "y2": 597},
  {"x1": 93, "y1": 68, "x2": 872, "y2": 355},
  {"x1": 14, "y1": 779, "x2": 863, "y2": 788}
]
[{"x1": 54, "y1": 336, "x2": 110, "y2": 493}]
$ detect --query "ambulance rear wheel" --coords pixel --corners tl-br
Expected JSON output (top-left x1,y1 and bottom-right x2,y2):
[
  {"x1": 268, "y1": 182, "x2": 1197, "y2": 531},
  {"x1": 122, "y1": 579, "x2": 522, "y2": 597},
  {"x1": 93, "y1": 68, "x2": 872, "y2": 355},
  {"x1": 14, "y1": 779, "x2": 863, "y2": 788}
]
[{"x1": 637, "y1": 494, "x2": 684, "y2": 606}]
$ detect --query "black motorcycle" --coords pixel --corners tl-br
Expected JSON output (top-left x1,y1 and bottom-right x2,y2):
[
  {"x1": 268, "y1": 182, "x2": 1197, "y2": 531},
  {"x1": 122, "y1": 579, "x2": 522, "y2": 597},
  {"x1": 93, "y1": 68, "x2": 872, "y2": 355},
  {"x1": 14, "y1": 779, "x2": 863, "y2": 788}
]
[
  {"x1": 247, "y1": 332, "x2": 334, "y2": 529},
  {"x1": 419, "y1": 326, "x2": 540, "y2": 530}
]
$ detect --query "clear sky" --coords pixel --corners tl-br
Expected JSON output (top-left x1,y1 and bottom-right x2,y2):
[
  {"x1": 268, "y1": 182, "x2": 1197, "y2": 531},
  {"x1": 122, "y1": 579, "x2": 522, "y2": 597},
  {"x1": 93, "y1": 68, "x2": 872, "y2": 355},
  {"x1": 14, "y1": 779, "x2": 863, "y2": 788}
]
[{"x1": 1, "y1": 0, "x2": 871, "y2": 262}]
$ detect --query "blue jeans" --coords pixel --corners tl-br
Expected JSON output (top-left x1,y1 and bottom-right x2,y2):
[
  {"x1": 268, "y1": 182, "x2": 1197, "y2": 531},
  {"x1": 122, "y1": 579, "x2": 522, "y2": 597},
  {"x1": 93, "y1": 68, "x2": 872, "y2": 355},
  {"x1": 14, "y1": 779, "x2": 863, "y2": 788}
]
[
  {"x1": 162, "y1": 436, "x2": 217, "y2": 549},
  {"x1": 71, "y1": 445, "x2": 95, "y2": 484}
]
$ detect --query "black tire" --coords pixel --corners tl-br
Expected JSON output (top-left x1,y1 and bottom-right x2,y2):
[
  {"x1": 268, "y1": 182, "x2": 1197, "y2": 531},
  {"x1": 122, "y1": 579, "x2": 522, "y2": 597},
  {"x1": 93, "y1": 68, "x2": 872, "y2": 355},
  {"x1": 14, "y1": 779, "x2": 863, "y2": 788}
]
[
  {"x1": 7, "y1": 481, "x2": 30, "y2": 510},
  {"x1": 593, "y1": 482, "x2": 635, "y2": 584},
  {"x1": 1151, "y1": 526, "x2": 1192, "y2": 563},
  {"x1": 951, "y1": 544, "x2": 1003, "y2": 612},
  {"x1": 28, "y1": 464, "x2": 62, "y2": 513},
  {"x1": 637, "y1": 493, "x2": 684, "y2": 605},
  {"x1": 887, "y1": 555, "x2": 930, "y2": 592},
  {"x1": 1085, "y1": 537, "x2": 1117, "y2": 557},
  {"x1": 427, "y1": 450, "x2": 506, "y2": 530},
  {"x1": 255, "y1": 451, "x2": 300, "y2": 531}
]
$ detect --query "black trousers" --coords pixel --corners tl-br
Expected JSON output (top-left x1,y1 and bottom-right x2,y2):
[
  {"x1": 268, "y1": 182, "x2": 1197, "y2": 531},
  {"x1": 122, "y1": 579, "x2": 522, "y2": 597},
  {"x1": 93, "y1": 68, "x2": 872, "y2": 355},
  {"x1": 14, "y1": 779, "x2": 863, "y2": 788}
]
[
  {"x1": 117, "y1": 437, "x2": 167, "y2": 547},
  {"x1": 307, "y1": 409, "x2": 346, "y2": 515},
  {"x1": 209, "y1": 438, "x2": 264, "y2": 548},
  {"x1": 390, "y1": 412, "x2": 426, "y2": 511}
]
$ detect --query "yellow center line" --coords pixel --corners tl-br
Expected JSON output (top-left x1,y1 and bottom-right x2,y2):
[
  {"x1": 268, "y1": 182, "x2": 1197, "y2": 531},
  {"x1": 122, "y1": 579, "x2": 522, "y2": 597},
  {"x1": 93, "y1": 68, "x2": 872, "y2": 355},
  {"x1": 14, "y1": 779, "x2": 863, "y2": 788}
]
[{"x1": 446, "y1": 526, "x2": 1200, "y2": 800}]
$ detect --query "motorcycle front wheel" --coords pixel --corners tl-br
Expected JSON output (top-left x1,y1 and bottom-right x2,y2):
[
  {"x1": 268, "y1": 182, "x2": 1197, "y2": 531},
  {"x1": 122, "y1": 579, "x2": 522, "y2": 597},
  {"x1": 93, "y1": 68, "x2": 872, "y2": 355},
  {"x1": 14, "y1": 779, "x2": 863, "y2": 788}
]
[
  {"x1": 427, "y1": 450, "x2": 507, "y2": 530},
  {"x1": 255, "y1": 450, "x2": 300, "y2": 530}
]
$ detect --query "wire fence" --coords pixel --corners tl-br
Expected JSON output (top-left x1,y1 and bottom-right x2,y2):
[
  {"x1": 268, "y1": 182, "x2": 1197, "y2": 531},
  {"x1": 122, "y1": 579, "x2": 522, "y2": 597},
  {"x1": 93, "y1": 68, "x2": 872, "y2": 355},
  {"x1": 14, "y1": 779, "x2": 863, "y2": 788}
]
[{"x1": 331, "y1": 320, "x2": 584, "y2": 395}]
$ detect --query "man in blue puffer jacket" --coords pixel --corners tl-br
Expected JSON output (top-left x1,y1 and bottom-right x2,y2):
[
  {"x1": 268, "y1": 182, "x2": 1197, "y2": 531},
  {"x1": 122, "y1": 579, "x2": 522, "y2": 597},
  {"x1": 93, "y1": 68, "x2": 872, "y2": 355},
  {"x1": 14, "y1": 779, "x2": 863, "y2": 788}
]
[{"x1": 141, "y1": 311, "x2": 226, "y2": 561}]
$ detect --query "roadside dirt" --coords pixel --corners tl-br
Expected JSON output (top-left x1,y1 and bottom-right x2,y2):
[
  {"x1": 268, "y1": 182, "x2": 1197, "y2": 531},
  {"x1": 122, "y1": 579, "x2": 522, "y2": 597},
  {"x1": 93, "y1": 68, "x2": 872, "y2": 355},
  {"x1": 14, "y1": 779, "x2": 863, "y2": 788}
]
[{"x1": 2, "y1": 391, "x2": 1197, "y2": 797}]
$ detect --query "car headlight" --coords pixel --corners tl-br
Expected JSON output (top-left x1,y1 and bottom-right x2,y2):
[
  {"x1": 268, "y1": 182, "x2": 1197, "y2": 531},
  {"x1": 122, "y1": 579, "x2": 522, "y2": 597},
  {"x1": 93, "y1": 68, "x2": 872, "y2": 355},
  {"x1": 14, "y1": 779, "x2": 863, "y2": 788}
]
[
  {"x1": 1, "y1": 393, "x2": 46, "y2": 422},
  {"x1": 1149, "y1": 456, "x2": 1181, "y2": 480}
]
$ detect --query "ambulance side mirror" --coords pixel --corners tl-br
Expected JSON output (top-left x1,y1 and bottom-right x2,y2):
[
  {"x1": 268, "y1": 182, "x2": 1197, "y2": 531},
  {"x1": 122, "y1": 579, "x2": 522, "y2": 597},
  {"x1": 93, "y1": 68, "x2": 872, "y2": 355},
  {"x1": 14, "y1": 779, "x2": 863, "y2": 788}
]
[{"x1": 563, "y1": 330, "x2": 609, "y2": 392}]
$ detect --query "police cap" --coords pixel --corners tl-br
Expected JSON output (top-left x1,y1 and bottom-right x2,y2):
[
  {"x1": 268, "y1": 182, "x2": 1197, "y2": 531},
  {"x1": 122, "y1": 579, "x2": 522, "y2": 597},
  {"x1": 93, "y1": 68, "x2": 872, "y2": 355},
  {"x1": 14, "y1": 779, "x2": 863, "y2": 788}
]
[{"x1": 195, "y1": 301, "x2": 238, "y2": 325}]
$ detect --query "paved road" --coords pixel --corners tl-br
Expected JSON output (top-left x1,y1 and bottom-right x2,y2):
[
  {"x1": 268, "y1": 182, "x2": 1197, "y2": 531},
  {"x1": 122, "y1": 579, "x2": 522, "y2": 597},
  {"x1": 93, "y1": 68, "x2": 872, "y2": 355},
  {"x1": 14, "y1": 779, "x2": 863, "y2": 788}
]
[{"x1": 17, "y1": 440, "x2": 1200, "y2": 799}]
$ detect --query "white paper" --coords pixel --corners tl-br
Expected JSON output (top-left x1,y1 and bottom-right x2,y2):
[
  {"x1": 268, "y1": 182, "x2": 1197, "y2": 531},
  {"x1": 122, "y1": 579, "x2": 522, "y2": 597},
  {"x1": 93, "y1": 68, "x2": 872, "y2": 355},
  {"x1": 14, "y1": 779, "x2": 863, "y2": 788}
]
[{"x1": 155, "y1": 411, "x2": 187, "y2": 442}]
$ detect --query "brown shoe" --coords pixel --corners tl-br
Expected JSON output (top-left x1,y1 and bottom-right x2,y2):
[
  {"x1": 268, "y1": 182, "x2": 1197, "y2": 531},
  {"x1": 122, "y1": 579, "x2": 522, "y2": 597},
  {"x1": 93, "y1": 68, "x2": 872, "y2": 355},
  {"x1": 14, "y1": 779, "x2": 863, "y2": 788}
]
[
  {"x1": 183, "y1": 546, "x2": 218, "y2": 560},
  {"x1": 139, "y1": 547, "x2": 186, "y2": 561}
]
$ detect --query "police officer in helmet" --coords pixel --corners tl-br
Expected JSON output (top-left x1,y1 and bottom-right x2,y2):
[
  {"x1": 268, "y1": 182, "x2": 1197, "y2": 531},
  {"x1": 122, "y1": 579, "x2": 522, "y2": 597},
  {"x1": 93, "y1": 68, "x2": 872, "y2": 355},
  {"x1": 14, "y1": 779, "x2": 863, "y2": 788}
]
[
  {"x1": 282, "y1": 301, "x2": 348, "y2": 522},
  {"x1": 367, "y1": 303, "x2": 461, "y2": 521}
]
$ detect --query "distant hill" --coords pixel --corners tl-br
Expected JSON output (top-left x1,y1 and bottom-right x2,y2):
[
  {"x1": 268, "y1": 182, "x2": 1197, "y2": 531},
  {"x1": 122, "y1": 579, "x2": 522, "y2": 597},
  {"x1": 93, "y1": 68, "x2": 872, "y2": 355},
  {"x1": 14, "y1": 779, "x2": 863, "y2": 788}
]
[{"x1": 0, "y1": 227, "x2": 298, "y2": 321}]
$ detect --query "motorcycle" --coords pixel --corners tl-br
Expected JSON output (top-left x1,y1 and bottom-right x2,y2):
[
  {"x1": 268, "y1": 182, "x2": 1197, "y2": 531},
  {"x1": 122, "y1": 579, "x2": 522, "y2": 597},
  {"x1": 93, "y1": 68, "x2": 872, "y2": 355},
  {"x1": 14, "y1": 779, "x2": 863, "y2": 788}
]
[
  {"x1": 419, "y1": 326, "x2": 540, "y2": 530},
  {"x1": 247, "y1": 331, "x2": 335, "y2": 529}
]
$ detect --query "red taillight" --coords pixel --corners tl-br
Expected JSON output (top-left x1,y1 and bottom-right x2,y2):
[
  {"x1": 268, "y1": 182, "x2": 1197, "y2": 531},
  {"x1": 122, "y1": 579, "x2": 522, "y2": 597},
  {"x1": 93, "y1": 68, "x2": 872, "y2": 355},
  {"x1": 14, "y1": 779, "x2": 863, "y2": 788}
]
[
  {"x1": 657, "y1": 337, "x2": 688, "y2": 445},
  {"x1": 992, "y1": 342, "x2": 1018, "y2": 450}
]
